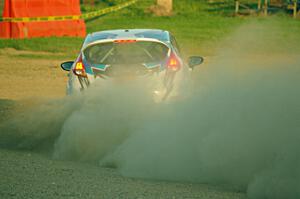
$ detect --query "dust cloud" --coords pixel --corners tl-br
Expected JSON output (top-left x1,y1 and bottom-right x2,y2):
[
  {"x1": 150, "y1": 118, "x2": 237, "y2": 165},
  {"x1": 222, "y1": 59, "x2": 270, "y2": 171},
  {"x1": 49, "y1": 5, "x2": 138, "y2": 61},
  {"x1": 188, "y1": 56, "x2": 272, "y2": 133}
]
[
  {"x1": 1, "y1": 21, "x2": 299, "y2": 198},
  {"x1": 99, "y1": 22, "x2": 300, "y2": 198},
  {"x1": 53, "y1": 79, "x2": 156, "y2": 161},
  {"x1": 0, "y1": 98, "x2": 79, "y2": 151}
]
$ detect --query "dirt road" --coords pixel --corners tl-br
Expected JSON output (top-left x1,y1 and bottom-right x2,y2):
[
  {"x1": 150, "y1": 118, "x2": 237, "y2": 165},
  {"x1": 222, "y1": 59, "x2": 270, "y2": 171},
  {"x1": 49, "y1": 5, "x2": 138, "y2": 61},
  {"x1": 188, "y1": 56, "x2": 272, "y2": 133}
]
[
  {"x1": 0, "y1": 149, "x2": 246, "y2": 199},
  {"x1": 0, "y1": 48, "x2": 67, "y2": 100},
  {"x1": 0, "y1": 49, "x2": 246, "y2": 199}
]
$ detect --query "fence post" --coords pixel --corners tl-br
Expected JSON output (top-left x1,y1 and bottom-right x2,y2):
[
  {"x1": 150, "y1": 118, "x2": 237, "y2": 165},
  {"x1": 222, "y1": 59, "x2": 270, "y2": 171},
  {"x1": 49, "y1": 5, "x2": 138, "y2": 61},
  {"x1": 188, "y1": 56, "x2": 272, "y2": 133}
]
[
  {"x1": 293, "y1": 0, "x2": 298, "y2": 18},
  {"x1": 258, "y1": 0, "x2": 261, "y2": 10},
  {"x1": 235, "y1": 0, "x2": 239, "y2": 14},
  {"x1": 263, "y1": 0, "x2": 268, "y2": 16}
]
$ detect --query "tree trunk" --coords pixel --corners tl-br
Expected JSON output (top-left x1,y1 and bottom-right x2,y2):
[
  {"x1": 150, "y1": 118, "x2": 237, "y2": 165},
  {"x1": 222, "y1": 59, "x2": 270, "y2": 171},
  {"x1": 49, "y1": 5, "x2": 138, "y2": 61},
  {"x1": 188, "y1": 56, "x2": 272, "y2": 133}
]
[{"x1": 157, "y1": 0, "x2": 172, "y2": 14}]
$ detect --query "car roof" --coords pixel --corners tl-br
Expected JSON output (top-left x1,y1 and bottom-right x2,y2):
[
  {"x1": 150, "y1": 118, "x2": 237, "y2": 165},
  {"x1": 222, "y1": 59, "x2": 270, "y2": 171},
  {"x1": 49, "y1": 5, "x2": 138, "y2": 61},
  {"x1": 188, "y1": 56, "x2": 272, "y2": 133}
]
[{"x1": 84, "y1": 29, "x2": 170, "y2": 46}]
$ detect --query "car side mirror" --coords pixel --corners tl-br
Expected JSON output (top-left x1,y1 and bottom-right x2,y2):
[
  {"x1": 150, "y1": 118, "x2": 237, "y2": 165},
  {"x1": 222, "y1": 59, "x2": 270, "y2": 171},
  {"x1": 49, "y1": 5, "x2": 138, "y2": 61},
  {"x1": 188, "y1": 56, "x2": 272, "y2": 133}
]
[
  {"x1": 61, "y1": 61, "x2": 74, "y2": 71},
  {"x1": 188, "y1": 56, "x2": 204, "y2": 69}
]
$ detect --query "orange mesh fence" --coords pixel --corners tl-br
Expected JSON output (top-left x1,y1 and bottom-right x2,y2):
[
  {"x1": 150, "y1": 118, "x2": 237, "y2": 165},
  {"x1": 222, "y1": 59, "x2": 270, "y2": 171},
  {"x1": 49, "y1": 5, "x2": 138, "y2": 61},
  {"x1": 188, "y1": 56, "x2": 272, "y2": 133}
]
[{"x1": 0, "y1": 0, "x2": 86, "y2": 38}]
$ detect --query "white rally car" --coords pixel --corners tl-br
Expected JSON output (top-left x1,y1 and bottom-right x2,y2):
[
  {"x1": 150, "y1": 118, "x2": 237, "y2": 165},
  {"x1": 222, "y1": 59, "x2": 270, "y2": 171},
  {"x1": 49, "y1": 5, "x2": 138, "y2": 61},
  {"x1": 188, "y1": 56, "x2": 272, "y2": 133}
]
[{"x1": 61, "y1": 29, "x2": 203, "y2": 101}]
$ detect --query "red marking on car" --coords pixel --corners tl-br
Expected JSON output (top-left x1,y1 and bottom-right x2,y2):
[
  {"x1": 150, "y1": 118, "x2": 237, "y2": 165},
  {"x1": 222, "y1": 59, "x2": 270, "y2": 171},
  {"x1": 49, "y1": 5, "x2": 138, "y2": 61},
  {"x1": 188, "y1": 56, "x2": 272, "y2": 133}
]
[{"x1": 114, "y1": 39, "x2": 137, "y2": 43}]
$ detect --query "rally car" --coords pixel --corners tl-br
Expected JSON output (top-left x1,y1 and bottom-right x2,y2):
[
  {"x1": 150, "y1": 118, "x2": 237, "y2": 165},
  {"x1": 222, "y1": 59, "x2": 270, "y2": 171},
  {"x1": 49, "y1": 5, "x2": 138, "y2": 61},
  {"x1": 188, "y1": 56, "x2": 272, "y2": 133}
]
[{"x1": 61, "y1": 29, "x2": 203, "y2": 101}]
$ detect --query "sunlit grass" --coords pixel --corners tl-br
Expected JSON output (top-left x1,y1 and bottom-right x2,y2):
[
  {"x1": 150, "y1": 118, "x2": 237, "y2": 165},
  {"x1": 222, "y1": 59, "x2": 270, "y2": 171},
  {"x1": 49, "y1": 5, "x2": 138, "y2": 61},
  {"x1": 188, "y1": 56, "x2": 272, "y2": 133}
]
[{"x1": 0, "y1": 0, "x2": 299, "y2": 58}]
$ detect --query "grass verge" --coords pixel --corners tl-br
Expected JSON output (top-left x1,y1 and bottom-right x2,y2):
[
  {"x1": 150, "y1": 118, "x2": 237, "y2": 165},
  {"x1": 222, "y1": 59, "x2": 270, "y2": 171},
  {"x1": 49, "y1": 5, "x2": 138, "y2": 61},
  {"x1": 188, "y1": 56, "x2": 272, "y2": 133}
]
[{"x1": 0, "y1": 0, "x2": 299, "y2": 58}]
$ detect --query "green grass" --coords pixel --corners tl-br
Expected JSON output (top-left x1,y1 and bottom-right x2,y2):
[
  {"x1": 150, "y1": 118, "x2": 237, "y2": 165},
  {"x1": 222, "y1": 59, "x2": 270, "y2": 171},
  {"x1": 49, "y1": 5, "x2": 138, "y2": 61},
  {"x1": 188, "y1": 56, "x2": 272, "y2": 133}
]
[
  {"x1": 0, "y1": 37, "x2": 82, "y2": 54},
  {"x1": 0, "y1": 0, "x2": 299, "y2": 58},
  {"x1": 6, "y1": 53, "x2": 68, "y2": 60}
]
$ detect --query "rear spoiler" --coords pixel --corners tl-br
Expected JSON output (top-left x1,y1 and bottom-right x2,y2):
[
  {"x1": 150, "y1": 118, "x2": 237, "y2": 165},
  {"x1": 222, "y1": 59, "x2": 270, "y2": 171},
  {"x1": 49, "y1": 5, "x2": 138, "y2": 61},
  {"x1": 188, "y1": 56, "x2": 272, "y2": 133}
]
[{"x1": 82, "y1": 38, "x2": 171, "y2": 55}]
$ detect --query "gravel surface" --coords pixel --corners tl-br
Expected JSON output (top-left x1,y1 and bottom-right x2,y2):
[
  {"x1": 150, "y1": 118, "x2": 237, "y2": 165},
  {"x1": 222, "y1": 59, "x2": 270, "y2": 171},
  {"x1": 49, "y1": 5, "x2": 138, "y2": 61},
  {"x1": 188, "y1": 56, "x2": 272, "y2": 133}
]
[
  {"x1": 0, "y1": 149, "x2": 246, "y2": 199},
  {"x1": 0, "y1": 49, "x2": 247, "y2": 199}
]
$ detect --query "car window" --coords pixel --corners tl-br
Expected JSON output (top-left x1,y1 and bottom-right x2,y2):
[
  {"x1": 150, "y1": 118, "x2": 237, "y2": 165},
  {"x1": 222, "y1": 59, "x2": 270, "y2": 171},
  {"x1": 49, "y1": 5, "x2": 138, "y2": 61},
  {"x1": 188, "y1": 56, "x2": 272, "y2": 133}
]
[
  {"x1": 83, "y1": 41, "x2": 169, "y2": 65},
  {"x1": 135, "y1": 30, "x2": 169, "y2": 41}
]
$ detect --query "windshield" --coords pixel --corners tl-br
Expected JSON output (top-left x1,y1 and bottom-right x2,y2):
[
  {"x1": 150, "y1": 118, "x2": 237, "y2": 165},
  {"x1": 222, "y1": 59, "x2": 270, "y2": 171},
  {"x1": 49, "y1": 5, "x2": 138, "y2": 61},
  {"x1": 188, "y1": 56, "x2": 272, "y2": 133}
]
[{"x1": 83, "y1": 41, "x2": 169, "y2": 65}]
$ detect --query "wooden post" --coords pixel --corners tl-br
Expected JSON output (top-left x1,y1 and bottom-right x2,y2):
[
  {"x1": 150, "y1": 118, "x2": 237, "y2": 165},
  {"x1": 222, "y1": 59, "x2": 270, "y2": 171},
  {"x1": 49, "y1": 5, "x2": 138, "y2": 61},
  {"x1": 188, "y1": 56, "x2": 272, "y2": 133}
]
[
  {"x1": 264, "y1": 0, "x2": 268, "y2": 16},
  {"x1": 293, "y1": 0, "x2": 298, "y2": 18},
  {"x1": 258, "y1": 0, "x2": 262, "y2": 10},
  {"x1": 235, "y1": 0, "x2": 240, "y2": 14},
  {"x1": 23, "y1": 27, "x2": 28, "y2": 38},
  {"x1": 83, "y1": 0, "x2": 94, "y2": 6},
  {"x1": 0, "y1": 0, "x2": 4, "y2": 16},
  {"x1": 157, "y1": 0, "x2": 172, "y2": 14}
]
